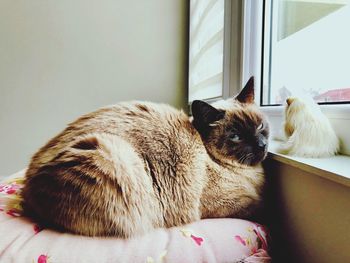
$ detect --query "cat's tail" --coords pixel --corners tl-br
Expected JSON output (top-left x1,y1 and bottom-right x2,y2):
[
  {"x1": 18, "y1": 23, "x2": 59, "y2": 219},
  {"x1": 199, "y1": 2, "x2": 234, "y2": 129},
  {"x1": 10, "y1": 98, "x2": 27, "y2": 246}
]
[
  {"x1": 277, "y1": 130, "x2": 313, "y2": 156},
  {"x1": 277, "y1": 127, "x2": 339, "y2": 158},
  {"x1": 276, "y1": 135, "x2": 296, "y2": 155}
]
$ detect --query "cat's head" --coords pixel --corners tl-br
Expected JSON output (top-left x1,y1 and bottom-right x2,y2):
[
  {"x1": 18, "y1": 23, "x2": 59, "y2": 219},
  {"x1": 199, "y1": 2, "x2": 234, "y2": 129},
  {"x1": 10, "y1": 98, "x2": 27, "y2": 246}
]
[
  {"x1": 285, "y1": 96, "x2": 321, "y2": 118},
  {"x1": 191, "y1": 77, "x2": 269, "y2": 166}
]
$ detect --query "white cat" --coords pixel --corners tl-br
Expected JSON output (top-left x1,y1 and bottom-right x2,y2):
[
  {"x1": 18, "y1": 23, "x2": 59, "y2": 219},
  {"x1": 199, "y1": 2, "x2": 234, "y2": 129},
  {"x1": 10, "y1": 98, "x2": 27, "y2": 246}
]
[{"x1": 278, "y1": 96, "x2": 339, "y2": 157}]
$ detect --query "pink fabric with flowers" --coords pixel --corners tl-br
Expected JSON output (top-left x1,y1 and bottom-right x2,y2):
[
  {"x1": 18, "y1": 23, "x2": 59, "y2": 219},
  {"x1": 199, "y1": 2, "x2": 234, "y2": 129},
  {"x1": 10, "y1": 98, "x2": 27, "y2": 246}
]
[{"x1": 0, "y1": 170, "x2": 271, "y2": 263}]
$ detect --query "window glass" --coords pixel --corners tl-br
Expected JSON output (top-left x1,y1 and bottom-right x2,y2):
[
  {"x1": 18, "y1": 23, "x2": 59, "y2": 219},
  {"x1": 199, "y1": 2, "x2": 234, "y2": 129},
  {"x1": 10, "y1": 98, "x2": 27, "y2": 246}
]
[
  {"x1": 263, "y1": 0, "x2": 350, "y2": 105},
  {"x1": 189, "y1": 0, "x2": 225, "y2": 102}
]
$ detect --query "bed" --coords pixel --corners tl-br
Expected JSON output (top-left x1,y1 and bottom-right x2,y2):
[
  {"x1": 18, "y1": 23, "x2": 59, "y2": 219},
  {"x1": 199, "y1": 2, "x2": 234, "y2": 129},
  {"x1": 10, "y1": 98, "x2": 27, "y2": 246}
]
[{"x1": 0, "y1": 170, "x2": 271, "y2": 263}]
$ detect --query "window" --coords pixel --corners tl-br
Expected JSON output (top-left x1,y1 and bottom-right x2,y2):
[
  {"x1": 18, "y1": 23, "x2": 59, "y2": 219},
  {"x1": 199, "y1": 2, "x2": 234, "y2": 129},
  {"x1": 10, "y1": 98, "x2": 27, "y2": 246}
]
[
  {"x1": 256, "y1": 0, "x2": 350, "y2": 156},
  {"x1": 188, "y1": 0, "x2": 350, "y2": 155},
  {"x1": 262, "y1": 0, "x2": 350, "y2": 105}
]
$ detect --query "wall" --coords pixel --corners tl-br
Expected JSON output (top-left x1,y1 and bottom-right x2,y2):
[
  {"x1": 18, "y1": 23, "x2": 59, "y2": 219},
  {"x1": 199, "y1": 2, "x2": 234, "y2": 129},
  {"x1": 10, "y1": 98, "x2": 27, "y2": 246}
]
[
  {"x1": 0, "y1": 0, "x2": 188, "y2": 176},
  {"x1": 264, "y1": 159, "x2": 350, "y2": 263},
  {"x1": 278, "y1": 1, "x2": 346, "y2": 40}
]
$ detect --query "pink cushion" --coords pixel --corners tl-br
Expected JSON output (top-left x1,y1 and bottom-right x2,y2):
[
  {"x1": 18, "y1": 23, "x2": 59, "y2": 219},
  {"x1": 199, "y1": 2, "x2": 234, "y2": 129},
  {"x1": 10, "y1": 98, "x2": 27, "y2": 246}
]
[{"x1": 0, "y1": 171, "x2": 271, "y2": 263}]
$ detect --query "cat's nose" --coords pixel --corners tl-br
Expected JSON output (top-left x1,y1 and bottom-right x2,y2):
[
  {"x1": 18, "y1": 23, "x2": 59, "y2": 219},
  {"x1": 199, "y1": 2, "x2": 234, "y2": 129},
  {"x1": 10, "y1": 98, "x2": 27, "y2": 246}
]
[{"x1": 257, "y1": 140, "x2": 267, "y2": 150}]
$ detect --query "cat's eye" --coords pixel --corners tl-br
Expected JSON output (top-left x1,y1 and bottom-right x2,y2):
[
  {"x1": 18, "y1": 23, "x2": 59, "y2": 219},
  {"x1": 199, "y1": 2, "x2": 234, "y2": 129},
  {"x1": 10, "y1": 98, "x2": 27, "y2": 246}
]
[
  {"x1": 230, "y1": 134, "x2": 241, "y2": 142},
  {"x1": 257, "y1": 123, "x2": 264, "y2": 131}
]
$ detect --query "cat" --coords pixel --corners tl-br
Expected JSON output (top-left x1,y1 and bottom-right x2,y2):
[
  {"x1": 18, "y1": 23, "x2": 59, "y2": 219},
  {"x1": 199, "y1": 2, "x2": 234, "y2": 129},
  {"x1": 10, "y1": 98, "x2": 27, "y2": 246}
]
[
  {"x1": 278, "y1": 96, "x2": 339, "y2": 157},
  {"x1": 21, "y1": 76, "x2": 270, "y2": 237}
]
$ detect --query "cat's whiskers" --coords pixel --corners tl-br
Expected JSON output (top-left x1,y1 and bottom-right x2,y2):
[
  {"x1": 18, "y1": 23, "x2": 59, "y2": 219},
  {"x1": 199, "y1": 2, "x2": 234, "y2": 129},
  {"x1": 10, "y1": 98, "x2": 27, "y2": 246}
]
[
  {"x1": 237, "y1": 155, "x2": 246, "y2": 164},
  {"x1": 246, "y1": 153, "x2": 254, "y2": 165},
  {"x1": 240, "y1": 153, "x2": 254, "y2": 165}
]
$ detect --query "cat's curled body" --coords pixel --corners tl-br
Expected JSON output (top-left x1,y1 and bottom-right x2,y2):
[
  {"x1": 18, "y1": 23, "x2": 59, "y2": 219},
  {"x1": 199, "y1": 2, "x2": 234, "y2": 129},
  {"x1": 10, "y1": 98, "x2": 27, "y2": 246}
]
[{"x1": 21, "y1": 77, "x2": 269, "y2": 237}]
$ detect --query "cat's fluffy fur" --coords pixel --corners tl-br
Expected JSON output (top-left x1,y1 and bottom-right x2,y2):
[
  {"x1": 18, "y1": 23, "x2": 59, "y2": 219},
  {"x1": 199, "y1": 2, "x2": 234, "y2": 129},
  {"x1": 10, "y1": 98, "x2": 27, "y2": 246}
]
[
  {"x1": 279, "y1": 97, "x2": 339, "y2": 157},
  {"x1": 21, "y1": 77, "x2": 269, "y2": 237}
]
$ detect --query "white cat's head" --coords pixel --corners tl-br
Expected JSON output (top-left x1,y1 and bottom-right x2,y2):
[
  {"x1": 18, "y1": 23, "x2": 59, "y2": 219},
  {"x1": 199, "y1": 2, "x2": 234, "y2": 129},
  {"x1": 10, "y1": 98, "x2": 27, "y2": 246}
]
[{"x1": 285, "y1": 96, "x2": 322, "y2": 120}]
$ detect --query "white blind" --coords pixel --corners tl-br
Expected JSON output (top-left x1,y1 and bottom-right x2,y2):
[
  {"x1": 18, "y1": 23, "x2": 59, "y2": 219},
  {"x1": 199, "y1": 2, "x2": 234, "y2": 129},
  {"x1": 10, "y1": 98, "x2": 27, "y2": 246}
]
[{"x1": 189, "y1": 0, "x2": 225, "y2": 102}]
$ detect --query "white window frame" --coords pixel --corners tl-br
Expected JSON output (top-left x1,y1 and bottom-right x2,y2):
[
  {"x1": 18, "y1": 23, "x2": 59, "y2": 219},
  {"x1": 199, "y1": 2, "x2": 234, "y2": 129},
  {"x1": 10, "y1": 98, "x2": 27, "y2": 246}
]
[
  {"x1": 223, "y1": 0, "x2": 244, "y2": 99},
  {"x1": 242, "y1": 0, "x2": 350, "y2": 156}
]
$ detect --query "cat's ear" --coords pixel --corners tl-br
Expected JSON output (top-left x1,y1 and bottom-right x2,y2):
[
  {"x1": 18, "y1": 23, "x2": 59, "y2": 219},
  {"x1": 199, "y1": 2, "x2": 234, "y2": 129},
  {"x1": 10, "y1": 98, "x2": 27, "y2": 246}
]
[
  {"x1": 236, "y1": 76, "x2": 255, "y2": 104},
  {"x1": 191, "y1": 100, "x2": 225, "y2": 128}
]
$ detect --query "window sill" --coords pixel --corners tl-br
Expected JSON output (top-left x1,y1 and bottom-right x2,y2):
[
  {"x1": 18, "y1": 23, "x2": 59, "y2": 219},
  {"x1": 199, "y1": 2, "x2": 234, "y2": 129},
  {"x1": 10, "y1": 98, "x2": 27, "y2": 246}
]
[{"x1": 267, "y1": 140, "x2": 350, "y2": 188}]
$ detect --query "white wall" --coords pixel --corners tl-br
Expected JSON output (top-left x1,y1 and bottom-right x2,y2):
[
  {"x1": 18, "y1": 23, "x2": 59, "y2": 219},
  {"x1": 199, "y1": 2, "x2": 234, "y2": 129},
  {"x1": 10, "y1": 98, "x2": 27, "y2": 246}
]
[
  {"x1": 0, "y1": 0, "x2": 188, "y2": 176},
  {"x1": 265, "y1": 159, "x2": 350, "y2": 263}
]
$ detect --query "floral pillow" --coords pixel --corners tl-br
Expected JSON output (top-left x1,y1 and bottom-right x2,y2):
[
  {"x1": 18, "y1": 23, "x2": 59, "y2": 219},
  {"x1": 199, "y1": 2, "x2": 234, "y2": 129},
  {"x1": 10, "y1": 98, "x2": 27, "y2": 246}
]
[{"x1": 0, "y1": 172, "x2": 271, "y2": 263}]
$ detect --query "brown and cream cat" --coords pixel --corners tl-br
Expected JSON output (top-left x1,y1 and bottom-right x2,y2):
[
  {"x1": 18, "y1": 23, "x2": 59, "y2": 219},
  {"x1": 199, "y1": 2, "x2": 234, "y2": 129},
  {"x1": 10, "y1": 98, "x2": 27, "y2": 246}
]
[{"x1": 21, "y1": 77, "x2": 269, "y2": 237}]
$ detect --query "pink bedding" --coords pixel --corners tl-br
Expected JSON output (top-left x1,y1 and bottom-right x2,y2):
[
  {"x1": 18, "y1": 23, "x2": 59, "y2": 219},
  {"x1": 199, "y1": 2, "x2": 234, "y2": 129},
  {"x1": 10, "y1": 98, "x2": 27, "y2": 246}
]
[{"x1": 0, "y1": 170, "x2": 271, "y2": 263}]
